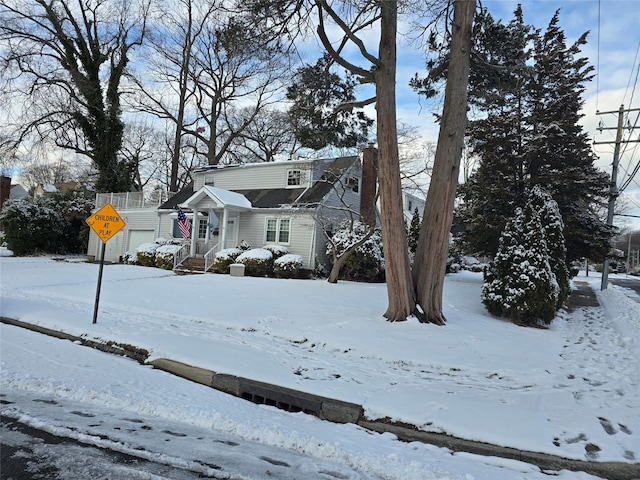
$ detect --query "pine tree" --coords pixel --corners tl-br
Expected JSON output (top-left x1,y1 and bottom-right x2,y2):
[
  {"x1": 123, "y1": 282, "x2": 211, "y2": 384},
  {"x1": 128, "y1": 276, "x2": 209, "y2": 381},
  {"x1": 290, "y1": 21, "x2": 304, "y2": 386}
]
[
  {"x1": 408, "y1": 207, "x2": 421, "y2": 255},
  {"x1": 422, "y1": 7, "x2": 614, "y2": 264},
  {"x1": 524, "y1": 11, "x2": 613, "y2": 263},
  {"x1": 527, "y1": 186, "x2": 570, "y2": 308},
  {"x1": 481, "y1": 201, "x2": 558, "y2": 326}
]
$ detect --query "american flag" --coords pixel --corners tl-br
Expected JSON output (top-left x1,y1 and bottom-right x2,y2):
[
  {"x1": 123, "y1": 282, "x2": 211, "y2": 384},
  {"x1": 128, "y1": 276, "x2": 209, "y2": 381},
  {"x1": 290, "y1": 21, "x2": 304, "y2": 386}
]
[{"x1": 177, "y1": 207, "x2": 191, "y2": 239}]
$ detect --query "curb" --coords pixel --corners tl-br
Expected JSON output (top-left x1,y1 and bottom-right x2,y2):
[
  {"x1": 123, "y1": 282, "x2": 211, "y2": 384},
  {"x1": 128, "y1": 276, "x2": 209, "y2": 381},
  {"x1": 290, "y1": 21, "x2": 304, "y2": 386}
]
[{"x1": 2, "y1": 317, "x2": 638, "y2": 480}]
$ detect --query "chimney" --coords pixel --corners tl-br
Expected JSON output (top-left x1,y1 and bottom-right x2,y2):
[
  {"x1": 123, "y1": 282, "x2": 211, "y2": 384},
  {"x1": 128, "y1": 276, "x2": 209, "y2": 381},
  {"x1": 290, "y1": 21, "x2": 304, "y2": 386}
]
[{"x1": 360, "y1": 144, "x2": 377, "y2": 227}]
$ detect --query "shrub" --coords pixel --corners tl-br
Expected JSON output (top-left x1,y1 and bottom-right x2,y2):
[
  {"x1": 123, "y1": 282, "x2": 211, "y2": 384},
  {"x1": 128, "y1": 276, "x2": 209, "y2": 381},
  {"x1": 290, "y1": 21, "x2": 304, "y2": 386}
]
[
  {"x1": 213, "y1": 247, "x2": 242, "y2": 273},
  {"x1": 481, "y1": 202, "x2": 558, "y2": 326},
  {"x1": 263, "y1": 244, "x2": 289, "y2": 259},
  {"x1": 122, "y1": 250, "x2": 138, "y2": 265},
  {"x1": 326, "y1": 221, "x2": 384, "y2": 282},
  {"x1": 136, "y1": 242, "x2": 160, "y2": 267},
  {"x1": 274, "y1": 253, "x2": 303, "y2": 278},
  {"x1": 155, "y1": 244, "x2": 183, "y2": 270},
  {"x1": 0, "y1": 197, "x2": 67, "y2": 255},
  {"x1": 236, "y1": 248, "x2": 273, "y2": 277}
]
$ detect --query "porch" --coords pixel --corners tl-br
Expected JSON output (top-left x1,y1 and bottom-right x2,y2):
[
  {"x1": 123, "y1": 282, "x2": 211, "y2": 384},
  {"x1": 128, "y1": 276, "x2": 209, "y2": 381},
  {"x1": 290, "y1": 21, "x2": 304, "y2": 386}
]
[{"x1": 173, "y1": 185, "x2": 252, "y2": 273}]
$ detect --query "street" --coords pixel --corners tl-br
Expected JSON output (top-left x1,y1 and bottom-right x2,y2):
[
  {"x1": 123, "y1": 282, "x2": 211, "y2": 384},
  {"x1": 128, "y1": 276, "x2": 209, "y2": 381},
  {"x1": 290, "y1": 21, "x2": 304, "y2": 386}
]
[
  {"x1": 1, "y1": 388, "x2": 368, "y2": 480},
  {"x1": 609, "y1": 277, "x2": 640, "y2": 298}
]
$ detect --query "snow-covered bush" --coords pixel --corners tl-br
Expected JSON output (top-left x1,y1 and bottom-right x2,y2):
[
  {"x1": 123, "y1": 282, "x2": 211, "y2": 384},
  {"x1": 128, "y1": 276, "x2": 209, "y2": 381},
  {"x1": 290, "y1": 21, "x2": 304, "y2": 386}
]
[
  {"x1": 0, "y1": 191, "x2": 93, "y2": 256},
  {"x1": 236, "y1": 248, "x2": 273, "y2": 277},
  {"x1": 0, "y1": 197, "x2": 67, "y2": 255},
  {"x1": 274, "y1": 253, "x2": 303, "y2": 278},
  {"x1": 263, "y1": 244, "x2": 289, "y2": 259},
  {"x1": 481, "y1": 201, "x2": 558, "y2": 326},
  {"x1": 212, "y1": 247, "x2": 243, "y2": 273},
  {"x1": 136, "y1": 242, "x2": 161, "y2": 267},
  {"x1": 326, "y1": 220, "x2": 384, "y2": 282},
  {"x1": 237, "y1": 239, "x2": 251, "y2": 251},
  {"x1": 122, "y1": 250, "x2": 138, "y2": 265},
  {"x1": 155, "y1": 244, "x2": 183, "y2": 270}
]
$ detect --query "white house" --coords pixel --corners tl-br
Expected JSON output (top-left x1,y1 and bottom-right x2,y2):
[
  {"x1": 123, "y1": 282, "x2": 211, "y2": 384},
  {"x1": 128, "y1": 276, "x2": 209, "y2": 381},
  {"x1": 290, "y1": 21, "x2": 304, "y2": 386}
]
[{"x1": 87, "y1": 148, "x2": 378, "y2": 272}]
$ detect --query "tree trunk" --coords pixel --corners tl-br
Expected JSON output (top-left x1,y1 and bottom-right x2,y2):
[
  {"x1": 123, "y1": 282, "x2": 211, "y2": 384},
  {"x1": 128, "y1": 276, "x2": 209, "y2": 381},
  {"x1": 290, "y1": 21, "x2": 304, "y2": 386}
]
[
  {"x1": 413, "y1": 0, "x2": 475, "y2": 325},
  {"x1": 375, "y1": 2, "x2": 415, "y2": 321}
]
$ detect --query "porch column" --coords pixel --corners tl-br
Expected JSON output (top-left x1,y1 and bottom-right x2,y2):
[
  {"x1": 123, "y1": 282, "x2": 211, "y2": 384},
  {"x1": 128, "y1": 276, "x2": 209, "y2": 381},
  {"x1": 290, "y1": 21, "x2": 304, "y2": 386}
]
[
  {"x1": 190, "y1": 207, "x2": 198, "y2": 256},
  {"x1": 221, "y1": 208, "x2": 229, "y2": 250}
]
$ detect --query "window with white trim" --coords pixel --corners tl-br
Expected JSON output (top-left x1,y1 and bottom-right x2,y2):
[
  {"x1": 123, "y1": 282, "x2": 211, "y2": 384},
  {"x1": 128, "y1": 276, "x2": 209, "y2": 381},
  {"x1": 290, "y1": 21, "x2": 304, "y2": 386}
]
[
  {"x1": 172, "y1": 218, "x2": 207, "y2": 239},
  {"x1": 265, "y1": 218, "x2": 290, "y2": 244},
  {"x1": 287, "y1": 169, "x2": 301, "y2": 186}
]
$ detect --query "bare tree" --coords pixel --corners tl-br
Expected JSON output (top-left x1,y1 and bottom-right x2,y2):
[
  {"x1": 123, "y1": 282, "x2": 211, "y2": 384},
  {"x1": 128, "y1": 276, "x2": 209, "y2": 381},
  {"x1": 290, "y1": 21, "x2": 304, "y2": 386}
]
[
  {"x1": 189, "y1": 15, "x2": 288, "y2": 166},
  {"x1": 229, "y1": 108, "x2": 299, "y2": 163},
  {"x1": 125, "y1": 0, "x2": 214, "y2": 192},
  {"x1": 0, "y1": 0, "x2": 150, "y2": 192},
  {"x1": 413, "y1": 0, "x2": 475, "y2": 325}
]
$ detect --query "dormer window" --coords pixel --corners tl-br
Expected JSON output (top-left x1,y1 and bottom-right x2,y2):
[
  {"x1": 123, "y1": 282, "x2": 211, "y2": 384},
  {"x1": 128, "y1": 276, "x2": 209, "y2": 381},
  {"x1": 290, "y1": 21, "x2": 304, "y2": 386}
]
[
  {"x1": 287, "y1": 169, "x2": 302, "y2": 186},
  {"x1": 347, "y1": 177, "x2": 359, "y2": 193}
]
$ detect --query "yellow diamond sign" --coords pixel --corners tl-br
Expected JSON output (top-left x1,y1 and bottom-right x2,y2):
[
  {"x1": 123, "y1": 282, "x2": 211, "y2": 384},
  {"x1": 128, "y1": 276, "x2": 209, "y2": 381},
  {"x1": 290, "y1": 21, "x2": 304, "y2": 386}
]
[{"x1": 86, "y1": 203, "x2": 126, "y2": 243}]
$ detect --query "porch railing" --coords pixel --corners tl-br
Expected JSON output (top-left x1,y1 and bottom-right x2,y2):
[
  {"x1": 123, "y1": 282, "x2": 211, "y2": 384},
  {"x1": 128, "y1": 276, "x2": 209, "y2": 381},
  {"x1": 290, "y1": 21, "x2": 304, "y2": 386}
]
[
  {"x1": 204, "y1": 242, "x2": 221, "y2": 272},
  {"x1": 173, "y1": 244, "x2": 190, "y2": 270}
]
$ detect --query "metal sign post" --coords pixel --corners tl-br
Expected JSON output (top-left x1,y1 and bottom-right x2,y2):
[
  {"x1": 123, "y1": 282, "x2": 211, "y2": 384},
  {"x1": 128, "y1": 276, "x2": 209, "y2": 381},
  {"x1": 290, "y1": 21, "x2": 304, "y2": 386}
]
[{"x1": 85, "y1": 203, "x2": 126, "y2": 324}]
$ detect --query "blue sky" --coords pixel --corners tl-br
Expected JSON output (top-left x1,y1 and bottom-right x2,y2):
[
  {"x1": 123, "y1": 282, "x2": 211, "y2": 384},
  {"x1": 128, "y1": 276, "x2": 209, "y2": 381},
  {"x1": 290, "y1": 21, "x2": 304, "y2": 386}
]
[{"x1": 388, "y1": 0, "x2": 640, "y2": 231}]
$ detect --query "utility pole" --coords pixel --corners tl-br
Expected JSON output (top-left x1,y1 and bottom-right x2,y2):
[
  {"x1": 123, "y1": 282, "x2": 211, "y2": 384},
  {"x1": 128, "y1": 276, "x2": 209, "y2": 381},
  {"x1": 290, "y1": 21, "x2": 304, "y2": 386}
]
[{"x1": 594, "y1": 105, "x2": 640, "y2": 290}]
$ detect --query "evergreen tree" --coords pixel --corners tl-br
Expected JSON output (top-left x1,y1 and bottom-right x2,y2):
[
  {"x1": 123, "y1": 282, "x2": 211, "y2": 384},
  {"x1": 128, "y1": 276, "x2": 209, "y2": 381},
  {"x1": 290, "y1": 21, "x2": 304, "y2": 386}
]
[
  {"x1": 414, "y1": 6, "x2": 613, "y2": 264},
  {"x1": 527, "y1": 186, "x2": 570, "y2": 309},
  {"x1": 481, "y1": 201, "x2": 558, "y2": 326},
  {"x1": 524, "y1": 11, "x2": 613, "y2": 263},
  {"x1": 287, "y1": 54, "x2": 374, "y2": 151},
  {"x1": 408, "y1": 207, "x2": 421, "y2": 255}
]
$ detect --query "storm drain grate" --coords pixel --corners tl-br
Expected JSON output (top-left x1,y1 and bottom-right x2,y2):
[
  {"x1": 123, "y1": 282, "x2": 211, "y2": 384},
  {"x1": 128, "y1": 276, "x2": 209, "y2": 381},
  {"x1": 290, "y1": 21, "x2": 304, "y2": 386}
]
[{"x1": 239, "y1": 381, "x2": 322, "y2": 416}]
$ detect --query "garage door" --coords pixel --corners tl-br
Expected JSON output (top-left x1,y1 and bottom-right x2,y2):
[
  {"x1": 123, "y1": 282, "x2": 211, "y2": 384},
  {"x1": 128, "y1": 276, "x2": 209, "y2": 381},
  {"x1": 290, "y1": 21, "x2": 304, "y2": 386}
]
[{"x1": 128, "y1": 230, "x2": 156, "y2": 253}]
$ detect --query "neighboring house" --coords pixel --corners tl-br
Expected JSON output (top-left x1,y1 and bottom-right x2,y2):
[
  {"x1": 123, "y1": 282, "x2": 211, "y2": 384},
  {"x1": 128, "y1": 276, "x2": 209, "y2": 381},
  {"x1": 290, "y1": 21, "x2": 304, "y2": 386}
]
[
  {"x1": 9, "y1": 184, "x2": 29, "y2": 200},
  {"x1": 34, "y1": 181, "x2": 92, "y2": 197},
  {"x1": 33, "y1": 183, "x2": 59, "y2": 197},
  {"x1": 87, "y1": 147, "x2": 378, "y2": 270},
  {"x1": 402, "y1": 191, "x2": 426, "y2": 222}
]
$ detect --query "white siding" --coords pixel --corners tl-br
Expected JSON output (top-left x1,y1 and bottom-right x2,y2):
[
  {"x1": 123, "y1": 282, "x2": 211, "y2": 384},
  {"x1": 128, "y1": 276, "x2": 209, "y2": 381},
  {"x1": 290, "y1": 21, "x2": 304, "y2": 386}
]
[
  {"x1": 237, "y1": 210, "x2": 316, "y2": 268},
  {"x1": 193, "y1": 161, "x2": 316, "y2": 191},
  {"x1": 88, "y1": 209, "x2": 161, "y2": 261}
]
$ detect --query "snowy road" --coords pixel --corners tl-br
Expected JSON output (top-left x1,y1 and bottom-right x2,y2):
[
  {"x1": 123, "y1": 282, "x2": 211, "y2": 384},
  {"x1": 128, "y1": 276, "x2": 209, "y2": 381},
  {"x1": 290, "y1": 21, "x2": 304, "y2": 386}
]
[{"x1": 2, "y1": 387, "x2": 369, "y2": 480}]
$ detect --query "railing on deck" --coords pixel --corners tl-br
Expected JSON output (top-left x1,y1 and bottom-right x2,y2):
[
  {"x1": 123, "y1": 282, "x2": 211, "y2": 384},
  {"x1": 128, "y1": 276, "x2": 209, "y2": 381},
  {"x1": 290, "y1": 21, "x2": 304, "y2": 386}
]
[
  {"x1": 173, "y1": 244, "x2": 190, "y2": 270},
  {"x1": 204, "y1": 242, "x2": 221, "y2": 272},
  {"x1": 95, "y1": 191, "x2": 175, "y2": 210}
]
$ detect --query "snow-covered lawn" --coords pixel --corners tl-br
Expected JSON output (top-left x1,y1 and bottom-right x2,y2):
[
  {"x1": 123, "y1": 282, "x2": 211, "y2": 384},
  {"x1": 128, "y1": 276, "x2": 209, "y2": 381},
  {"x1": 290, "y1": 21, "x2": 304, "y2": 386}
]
[{"x1": 1, "y1": 253, "x2": 638, "y2": 478}]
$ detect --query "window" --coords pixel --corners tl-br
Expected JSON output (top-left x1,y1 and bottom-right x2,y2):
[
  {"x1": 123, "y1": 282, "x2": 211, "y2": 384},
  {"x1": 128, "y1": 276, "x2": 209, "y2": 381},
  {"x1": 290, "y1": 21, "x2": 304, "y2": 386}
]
[
  {"x1": 204, "y1": 174, "x2": 215, "y2": 186},
  {"x1": 266, "y1": 219, "x2": 277, "y2": 242},
  {"x1": 172, "y1": 218, "x2": 207, "y2": 239},
  {"x1": 278, "y1": 219, "x2": 290, "y2": 243},
  {"x1": 287, "y1": 169, "x2": 301, "y2": 186},
  {"x1": 265, "y1": 218, "x2": 290, "y2": 244},
  {"x1": 347, "y1": 177, "x2": 359, "y2": 193},
  {"x1": 197, "y1": 219, "x2": 207, "y2": 239}
]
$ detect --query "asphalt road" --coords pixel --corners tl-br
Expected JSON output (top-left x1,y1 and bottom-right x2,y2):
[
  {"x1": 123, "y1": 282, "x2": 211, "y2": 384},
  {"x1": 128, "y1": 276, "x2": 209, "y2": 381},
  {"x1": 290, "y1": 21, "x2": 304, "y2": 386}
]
[
  {"x1": 1, "y1": 414, "x2": 216, "y2": 480},
  {"x1": 609, "y1": 277, "x2": 640, "y2": 298}
]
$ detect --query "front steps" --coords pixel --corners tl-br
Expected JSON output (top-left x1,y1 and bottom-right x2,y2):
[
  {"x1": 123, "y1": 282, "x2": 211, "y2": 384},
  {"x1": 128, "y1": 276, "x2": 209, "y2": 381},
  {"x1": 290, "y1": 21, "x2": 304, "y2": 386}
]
[{"x1": 174, "y1": 256, "x2": 206, "y2": 275}]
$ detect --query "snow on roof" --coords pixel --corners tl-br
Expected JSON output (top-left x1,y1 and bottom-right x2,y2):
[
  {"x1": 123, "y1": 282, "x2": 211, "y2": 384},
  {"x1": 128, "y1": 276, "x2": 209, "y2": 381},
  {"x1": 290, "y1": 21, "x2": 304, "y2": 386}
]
[
  {"x1": 181, "y1": 185, "x2": 252, "y2": 210},
  {"x1": 42, "y1": 183, "x2": 58, "y2": 192}
]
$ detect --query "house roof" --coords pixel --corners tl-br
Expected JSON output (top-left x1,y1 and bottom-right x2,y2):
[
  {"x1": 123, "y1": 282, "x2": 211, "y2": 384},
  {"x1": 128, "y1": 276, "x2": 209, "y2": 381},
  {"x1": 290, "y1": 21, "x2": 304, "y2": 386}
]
[
  {"x1": 181, "y1": 185, "x2": 252, "y2": 210},
  {"x1": 157, "y1": 156, "x2": 359, "y2": 211},
  {"x1": 158, "y1": 183, "x2": 194, "y2": 210},
  {"x1": 297, "y1": 156, "x2": 358, "y2": 205},
  {"x1": 235, "y1": 188, "x2": 305, "y2": 208}
]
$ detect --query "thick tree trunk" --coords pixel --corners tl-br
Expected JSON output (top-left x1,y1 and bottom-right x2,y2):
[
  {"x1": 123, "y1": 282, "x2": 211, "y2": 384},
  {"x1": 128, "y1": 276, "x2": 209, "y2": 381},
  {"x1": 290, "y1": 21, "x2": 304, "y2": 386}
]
[
  {"x1": 376, "y1": 2, "x2": 415, "y2": 321},
  {"x1": 413, "y1": 0, "x2": 475, "y2": 325}
]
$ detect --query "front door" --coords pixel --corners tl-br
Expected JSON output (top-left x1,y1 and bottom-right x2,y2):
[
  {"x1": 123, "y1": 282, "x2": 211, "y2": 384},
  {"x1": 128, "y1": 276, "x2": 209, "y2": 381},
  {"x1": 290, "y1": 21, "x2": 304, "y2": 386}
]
[{"x1": 224, "y1": 215, "x2": 237, "y2": 249}]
